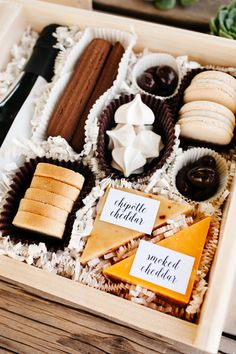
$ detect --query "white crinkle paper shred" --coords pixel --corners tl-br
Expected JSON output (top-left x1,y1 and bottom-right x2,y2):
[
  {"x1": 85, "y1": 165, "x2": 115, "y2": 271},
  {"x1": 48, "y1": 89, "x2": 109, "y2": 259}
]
[
  {"x1": 0, "y1": 27, "x2": 38, "y2": 97},
  {"x1": 1, "y1": 25, "x2": 235, "y2": 324}
]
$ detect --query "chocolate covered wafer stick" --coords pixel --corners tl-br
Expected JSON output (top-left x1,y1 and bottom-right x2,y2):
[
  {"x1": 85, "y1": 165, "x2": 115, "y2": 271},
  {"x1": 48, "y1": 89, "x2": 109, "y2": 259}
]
[
  {"x1": 47, "y1": 38, "x2": 112, "y2": 140},
  {"x1": 71, "y1": 42, "x2": 125, "y2": 153}
]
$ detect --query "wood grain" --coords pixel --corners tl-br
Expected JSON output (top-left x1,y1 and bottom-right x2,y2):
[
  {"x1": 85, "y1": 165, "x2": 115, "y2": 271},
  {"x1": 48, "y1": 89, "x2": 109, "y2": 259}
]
[
  {"x1": 14, "y1": 0, "x2": 236, "y2": 68},
  {"x1": 0, "y1": 256, "x2": 198, "y2": 350},
  {"x1": 0, "y1": 279, "x2": 236, "y2": 354},
  {"x1": 93, "y1": 0, "x2": 232, "y2": 32},
  {"x1": 40, "y1": 0, "x2": 92, "y2": 9}
]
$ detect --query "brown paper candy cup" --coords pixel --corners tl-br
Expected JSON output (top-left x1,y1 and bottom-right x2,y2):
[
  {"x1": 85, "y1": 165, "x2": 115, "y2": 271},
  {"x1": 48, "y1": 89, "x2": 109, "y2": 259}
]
[
  {"x1": 171, "y1": 147, "x2": 228, "y2": 204},
  {"x1": 97, "y1": 93, "x2": 175, "y2": 182},
  {"x1": 170, "y1": 67, "x2": 203, "y2": 118},
  {"x1": 0, "y1": 157, "x2": 95, "y2": 251}
]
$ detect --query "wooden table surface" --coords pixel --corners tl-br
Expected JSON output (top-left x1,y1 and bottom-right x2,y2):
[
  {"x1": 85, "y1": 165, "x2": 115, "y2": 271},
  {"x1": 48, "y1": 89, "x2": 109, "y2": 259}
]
[
  {"x1": 93, "y1": 0, "x2": 232, "y2": 32},
  {"x1": 0, "y1": 277, "x2": 236, "y2": 354}
]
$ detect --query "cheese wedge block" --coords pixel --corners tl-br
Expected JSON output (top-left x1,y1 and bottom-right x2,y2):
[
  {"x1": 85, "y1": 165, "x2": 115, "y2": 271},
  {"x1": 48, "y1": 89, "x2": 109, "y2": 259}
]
[
  {"x1": 103, "y1": 217, "x2": 211, "y2": 305},
  {"x1": 13, "y1": 211, "x2": 65, "y2": 239},
  {"x1": 30, "y1": 176, "x2": 80, "y2": 201},
  {"x1": 18, "y1": 198, "x2": 68, "y2": 224},
  {"x1": 80, "y1": 187, "x2": 192, "y2": 265},
  {"x1": 34, "y1": 163, "x2": 85, "y2": 190},
  {"x1": 24, "y1": 188, "x2": 74, "y2": 213}
]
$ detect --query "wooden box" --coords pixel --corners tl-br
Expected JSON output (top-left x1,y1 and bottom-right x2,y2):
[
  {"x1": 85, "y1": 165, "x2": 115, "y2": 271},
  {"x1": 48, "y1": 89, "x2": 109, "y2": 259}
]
[{"x1": 1, "y1": 1, "x2": 236, "y2": 353}]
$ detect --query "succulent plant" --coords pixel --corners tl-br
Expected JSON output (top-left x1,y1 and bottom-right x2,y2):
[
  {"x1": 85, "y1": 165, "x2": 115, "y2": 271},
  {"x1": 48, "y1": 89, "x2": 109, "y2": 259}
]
[
  {"x1": 154, "y1": 0, "x2": 176, "y2": 10},
  {"x1": 154, "y1": 0, "x2": 199, "y2": 10},
  {"x1": 180, "y1": 0, "x2": 199, "y2": 5},
  {"x1": 210, "y1": 1, "x2": 236, "y2": 39}
]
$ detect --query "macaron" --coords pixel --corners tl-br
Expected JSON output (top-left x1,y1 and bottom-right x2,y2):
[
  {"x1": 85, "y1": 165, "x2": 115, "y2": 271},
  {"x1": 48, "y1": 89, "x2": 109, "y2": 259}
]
[
  {"x1": 179, "y1": 110, "x2": 234, "y2": 130},
  {"x1": 178, "y1": 101, "x2": 235, "y2": 145},
  {"x1": 191, "y1": 70, "x2": 236, "y2": 92},
  {"x1": 178, "y1": 120, "x2": 232, "y2": 145},
  {"x1": 179, "y1": 100, "x2": 235, "y2": 126},
  {"x1": 183, "y1": 70, "x2": 236, "y2": 113}
]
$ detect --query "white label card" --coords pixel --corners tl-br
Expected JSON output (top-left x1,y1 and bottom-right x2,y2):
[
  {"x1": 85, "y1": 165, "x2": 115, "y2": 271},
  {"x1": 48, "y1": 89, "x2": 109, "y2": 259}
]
[
  {"x1": 100, "y1": 188, "x2": 160, "y2": 235},
  {"x1": 130, "y1": 240, "x2": 195, "y2": 294}
]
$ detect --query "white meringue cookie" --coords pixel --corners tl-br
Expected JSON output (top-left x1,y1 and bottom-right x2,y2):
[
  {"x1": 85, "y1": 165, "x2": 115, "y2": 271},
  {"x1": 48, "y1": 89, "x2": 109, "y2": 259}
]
[
  {"x1": 112, "y1": 147, "x2": 146, "y2": 177},
  {"x1": 106, "y1": 124, "x2": 136, "y2": 150},
  {"x1": 133, "y1": 124, "x2": 153, "y2": 134},
  {"x1": 111, "y1": 159, "x2": 144, "y2": 175},
  {"x1": 107, "y1": 124, "x2": 123, "y2": 150},
  {"x1": 114, "y1": 94, "x2": 155, "y2": 125},
  {"x1": 133, "y1": 130, "x2": 163, "y2": 158}
]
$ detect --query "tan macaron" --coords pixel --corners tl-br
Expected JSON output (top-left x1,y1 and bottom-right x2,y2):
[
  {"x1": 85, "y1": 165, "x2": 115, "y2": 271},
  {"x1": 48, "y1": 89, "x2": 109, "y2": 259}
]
[
  {"x1": 179, "y1": 101, "x2": 235, "y2": 130},
  {"x1": 178, "y1": 99, "x2": 235, "y2": 145},
  {"x1": 179, "y1": 101, "x2": 235, "y2": 126},
  {"x1": 191, "y1": 70, "x2": 236, "y2": 92},
  {"x1": 184, "y1": 70, "x2": 236, "y2": 113},
  {"x1": 178, "y1": 120, "x2": 232, "y2": 145}
]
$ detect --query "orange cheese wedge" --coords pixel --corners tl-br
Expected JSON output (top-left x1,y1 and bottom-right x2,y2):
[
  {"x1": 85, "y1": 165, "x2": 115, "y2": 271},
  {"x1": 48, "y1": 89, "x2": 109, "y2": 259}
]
[
  {"x1": 80, "y1": 187, "x2": 192, "y2": 265},
  {"x1": 103, "y1": 217, "x2": 211, "y2": 305}
]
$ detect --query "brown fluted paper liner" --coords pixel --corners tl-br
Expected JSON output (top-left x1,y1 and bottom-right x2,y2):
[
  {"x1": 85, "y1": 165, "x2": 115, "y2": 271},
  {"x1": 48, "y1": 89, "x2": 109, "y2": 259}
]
[
  {"x1": 171, "y1": 147, "x2": 228, "y2": 205},
  {"x1": 97, "y1": 93, "x2": 175, "y2": 182},
  {"x1": 0, "y1": 157, "x2": 95, "y2": 251},
  {"x1": 169, "y1": 67, "x2": 203, "y2": 118}
]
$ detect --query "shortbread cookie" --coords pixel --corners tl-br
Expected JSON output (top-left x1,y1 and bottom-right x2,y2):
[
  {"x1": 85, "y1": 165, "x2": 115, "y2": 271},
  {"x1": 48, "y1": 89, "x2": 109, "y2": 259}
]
[
  {"x1": 13, "y1": 211, "x2": 65, "y2": 239},
  {"x1": 34, "y1": 163, "x2": 84, "y2": 190},
  {"x1": 18, "y1": 198, "x2": 68, "y2": 224},
  {"x1": 31, "y1": 176, "x2": 80, "y2": 201},
  {"x1": 24, "y1": 188, "x2": 74, "y2": 213}
]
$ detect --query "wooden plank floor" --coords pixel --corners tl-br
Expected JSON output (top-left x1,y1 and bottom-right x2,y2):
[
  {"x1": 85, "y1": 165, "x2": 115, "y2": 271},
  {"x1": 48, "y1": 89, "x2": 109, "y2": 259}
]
[
  {"x1": 93, "y1": 0, "x2": 232, "y2": 32},
  {"x1": 0, "y1": 279, "x2": 236, "y2": 354}
]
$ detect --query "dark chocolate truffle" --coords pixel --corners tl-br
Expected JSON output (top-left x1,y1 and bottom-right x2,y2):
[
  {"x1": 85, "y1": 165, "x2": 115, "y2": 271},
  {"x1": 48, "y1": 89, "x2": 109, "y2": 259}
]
[{"x1": 176, "y1": 155, "x2": 219, "y2": 201}]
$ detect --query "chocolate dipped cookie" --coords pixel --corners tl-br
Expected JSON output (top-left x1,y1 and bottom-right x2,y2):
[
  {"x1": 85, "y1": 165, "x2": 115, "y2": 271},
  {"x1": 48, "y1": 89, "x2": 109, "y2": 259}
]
[{"x1": 47, "y1": 38, "x2": 125, "y2": 153}]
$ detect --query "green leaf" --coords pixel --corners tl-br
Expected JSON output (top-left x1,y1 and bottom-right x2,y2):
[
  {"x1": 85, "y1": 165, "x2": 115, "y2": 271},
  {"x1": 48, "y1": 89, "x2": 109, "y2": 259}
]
[
  {"x1": 227, "y1": 8, "x2": 236, "y2": 26},
  {"x1": 219, "y1": 8, "x2": 228, "y2": 32},
  {"x1": 154, "y1": 0, "x2": 176, "y2": 10},
  {"x1": 228, "y1": 7, "x2": 236, "y2": 19},
  {"x1": 231, "y1": 24, "x2": 236, "y2": 33},
  {"x1": 225, "y1": 17, "x2": 234, "y2": 30},
  {"x1": 210, "y1": 1, "x2": 236, "y2": 39},
  {"x1": 228, "y1": 0, "x2": 236, "y2": 12},
  {"x1": 180, "y1": 0, "x2": 199, "y2": 6},
  {"x1": 226, "y1": 29, "x2": 236, "y2": 38},
  {"x1": 219, "y1": 28, "x2": 234, "y2": 39},
  {"x1": 209, "y1": 18, "x2": 219, "y2": 35}
]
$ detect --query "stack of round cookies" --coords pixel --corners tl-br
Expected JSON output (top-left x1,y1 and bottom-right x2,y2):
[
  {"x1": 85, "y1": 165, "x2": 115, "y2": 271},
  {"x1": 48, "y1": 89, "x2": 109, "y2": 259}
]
[
  {"x1": 178, "y1": 70, "x2": 236, "y2": 145},
  {"x1": 13, "y1": 163, "x2": 84, "y2": 239}
]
